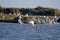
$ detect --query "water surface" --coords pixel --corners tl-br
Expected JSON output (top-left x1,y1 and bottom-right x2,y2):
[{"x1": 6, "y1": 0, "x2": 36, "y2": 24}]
[{"x1": 0, "y1": 23, "x2": 60, "y2": 40}]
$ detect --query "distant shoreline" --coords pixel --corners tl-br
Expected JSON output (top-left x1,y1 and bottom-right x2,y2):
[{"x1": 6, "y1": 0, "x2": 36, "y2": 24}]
[{"x1": 0, "y1": 16, "x2": 60, "y2": 24}]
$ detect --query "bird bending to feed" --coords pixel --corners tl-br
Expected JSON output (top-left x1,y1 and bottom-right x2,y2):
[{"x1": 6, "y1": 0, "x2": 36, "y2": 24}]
[
  {"x1": 29, "y1": 20, "x2": 34, "y2": 31},
  {"x1": 29, "y1": 20, "x2": 34, "y2": 27}
]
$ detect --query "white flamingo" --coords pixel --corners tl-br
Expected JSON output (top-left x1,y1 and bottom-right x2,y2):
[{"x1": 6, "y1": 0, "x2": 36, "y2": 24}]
[
  {"x1": 46, "y1": 17, "x2": 49, "y2": 23},
  {"x1": 29, "y1": 20, "x2": 34, "y2": 30},
  {"x1": 18, "y1": 16, "x2": 23, "y2": 31},
  {"x1": 53, "y1": 16, "x2": 58, "y2": 24},
  {"x1": 54, "y1": 16, "x2": 58, "y2": 20},
  {"x1": 18, "y1": 16, "x2": 22, "y2": 24},
  {"x1": 29, "y1": 20, "x2": 34, "y2": 27}
]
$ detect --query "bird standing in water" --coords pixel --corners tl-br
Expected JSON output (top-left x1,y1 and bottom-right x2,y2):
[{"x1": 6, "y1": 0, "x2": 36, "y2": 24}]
[
  {"x1": 18, "y1": 15, "x2": 23, "y2": 31},
  {"x1": 29, "y1": 20, "x2": 34, "y2": 30},
  {"x1": 18, "y1": 16, "x2": 22, "y2": 24}
]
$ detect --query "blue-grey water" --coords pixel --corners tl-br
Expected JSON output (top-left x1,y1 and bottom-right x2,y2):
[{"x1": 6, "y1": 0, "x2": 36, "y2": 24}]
[{"x1": 0, "y1": 23, "x2": 60, "y2": 40}]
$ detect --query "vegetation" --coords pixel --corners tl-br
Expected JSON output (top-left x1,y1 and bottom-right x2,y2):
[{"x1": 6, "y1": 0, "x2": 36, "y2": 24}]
[
  {"x1": 0, "y1": 6, "x2": 60, "y2": 23},
  {"x1": 0, "y1": 6, "x2": 58, "y2": 16}
]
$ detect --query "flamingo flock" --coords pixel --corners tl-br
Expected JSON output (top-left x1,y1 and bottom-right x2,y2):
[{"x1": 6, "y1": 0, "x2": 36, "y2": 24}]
[{"x1": 18, "y1": 16, "x2": 58, "y2": 26}]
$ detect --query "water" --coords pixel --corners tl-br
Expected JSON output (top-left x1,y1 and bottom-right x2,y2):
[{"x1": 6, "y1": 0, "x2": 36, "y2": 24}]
[{"x1": 0, "y1": 23, "x2": 60, "y2": 40}]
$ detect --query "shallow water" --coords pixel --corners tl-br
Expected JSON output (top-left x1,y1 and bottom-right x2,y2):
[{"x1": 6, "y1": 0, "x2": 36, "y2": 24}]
[{"x1": 0, "y1": 23, "x2": 60, "y2": 40}]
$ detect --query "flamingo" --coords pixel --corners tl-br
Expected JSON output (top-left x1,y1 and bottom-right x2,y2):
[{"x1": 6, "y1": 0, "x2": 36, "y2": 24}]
[
  {"x1": 29, "y1": 20, "x2": 34, "y2": 30},
  {"x1": 18, "y1": 19, "x2": 22, "y2": 24},
  {"x1": 46, "y1": 16, "x2": 49, "y2": 23},
  {"x1": 54, "y1": 16, "x2": 58, "y2": 20},
  {"x1": 29, "y1": 20, "x2": 34, "y2": 27},
  {"x1": 18, "y1": 16, "x2": 23, "y2": 31},
  {"x1": 18, "y1": 16, "x2": 22, "y2": 24},
  {"x1": 53, "y1": 16, "x2": 58, "y2": 24}
]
